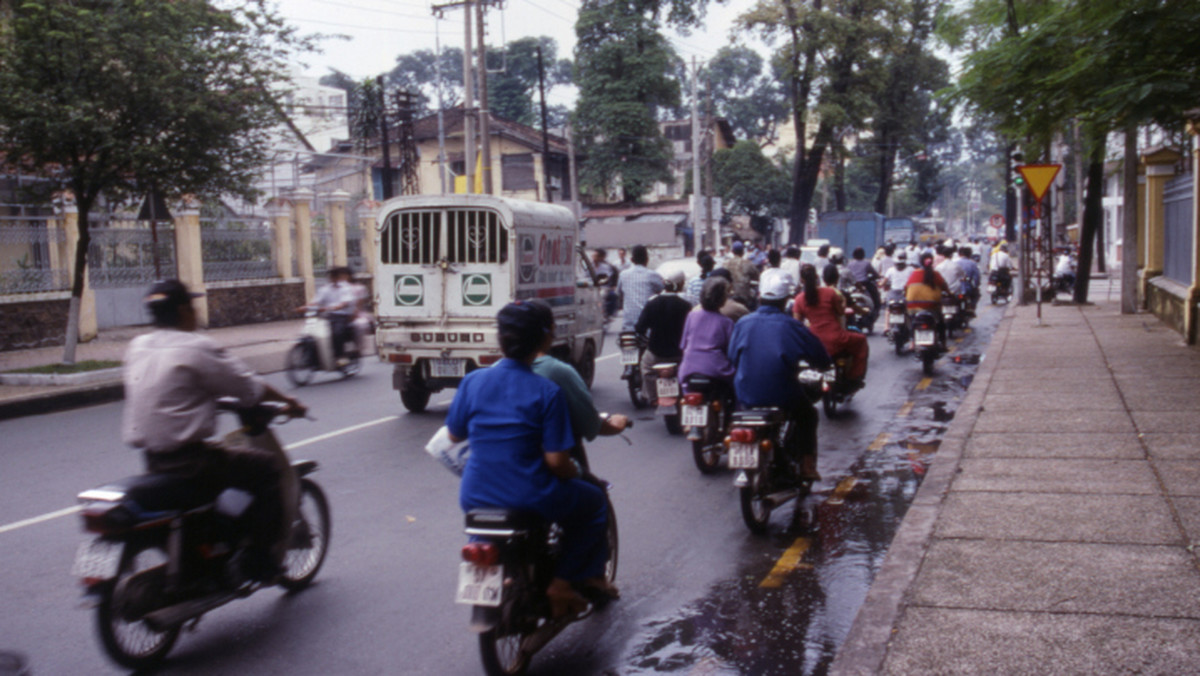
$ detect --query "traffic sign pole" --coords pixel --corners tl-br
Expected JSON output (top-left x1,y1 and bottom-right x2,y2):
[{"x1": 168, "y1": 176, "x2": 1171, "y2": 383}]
[{"x1": 1016, "y1": 164, "x2": 1061, "y2": 325}]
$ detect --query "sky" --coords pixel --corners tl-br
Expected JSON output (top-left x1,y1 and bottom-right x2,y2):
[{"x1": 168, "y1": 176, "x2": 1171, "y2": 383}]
[{"x1": 273, "y1": 0, "x2": 764, "y2": 82}]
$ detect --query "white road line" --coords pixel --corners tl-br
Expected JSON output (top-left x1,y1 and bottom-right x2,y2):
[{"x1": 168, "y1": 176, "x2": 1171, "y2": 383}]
[
  {"x1": 597, "y1": 352, "x2": 619, "y2": 362},
  {"x1": 0, "y1": 414, "x2": 402, "y2": 535},
  {"x1": 0, "y1": 505, "x2": 82, "y2": 535}
]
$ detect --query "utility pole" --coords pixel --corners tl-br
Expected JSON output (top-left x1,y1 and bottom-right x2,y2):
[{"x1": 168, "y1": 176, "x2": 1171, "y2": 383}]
[
  {"x1": 567, "y1": 123, "x2": 578, "y2": 219},
  {"x1": 378, "y1": 77, "x2": 394, "y2": 200},
  {"x1": 475, "y1": 0, "x2": 493, "y2": 194},
  {"x1": 690, "y1": 57, "x2": 702, "y2": 249},
  {"x1": 705, "y1": 81, "x2": 715, "y2": 250},
  {"x1": 435, "y1": 22, "x2": 448, "y2": 193},
  {"x1": 459, "y1": 1, "x2": 475, "y2": 193},
  {"x1": 537, "y1": 44, "x2": 551, "y2": 202}
]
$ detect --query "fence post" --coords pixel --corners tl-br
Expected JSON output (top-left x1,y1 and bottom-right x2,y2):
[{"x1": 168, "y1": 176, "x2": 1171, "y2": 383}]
[
  {"x1": 269, "y1": 202, "x2": 293, "y2": 281},
  {"x1": 173, "y1": 197, "x2": 208, "y2": 327},
  {"x1": 288, "y1": 188, "x2": 315, "y2": 300},
  {"x1": 61, "y1": 203, "x2": 98, "y2": 341},
  {"x1": 357, "y1": 201, "x2": 379, "y2": 277},
  {"x1": 327, "y1": 190, "x2": 350, "y2": 267},
  {"x1": 1141, "y1": 149, "x2": 1183, "y2": 305}
]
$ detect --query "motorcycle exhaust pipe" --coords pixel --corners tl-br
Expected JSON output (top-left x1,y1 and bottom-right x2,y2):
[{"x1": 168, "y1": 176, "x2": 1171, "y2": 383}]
[
  {"x1": 764, "y1": 489, "x2": 800, "y2": 509},
  {"x1": 143, "y1": 590, "x2": 240, "y2": 632}
]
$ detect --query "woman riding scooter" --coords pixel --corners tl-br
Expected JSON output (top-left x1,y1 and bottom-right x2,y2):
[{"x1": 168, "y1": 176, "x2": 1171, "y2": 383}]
[{"x1": 792, "y1": 264, "x2": 869, "y2": 387}]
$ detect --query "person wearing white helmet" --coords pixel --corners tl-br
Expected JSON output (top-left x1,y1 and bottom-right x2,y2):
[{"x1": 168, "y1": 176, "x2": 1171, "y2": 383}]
[{"x1": 634, "y1": 269, "x2": 692, "y2": 405}]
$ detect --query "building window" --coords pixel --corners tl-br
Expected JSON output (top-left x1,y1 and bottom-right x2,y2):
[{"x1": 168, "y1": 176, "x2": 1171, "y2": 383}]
[{"x1": 501, "y1": 154, "x2": 537, "y2": 192}]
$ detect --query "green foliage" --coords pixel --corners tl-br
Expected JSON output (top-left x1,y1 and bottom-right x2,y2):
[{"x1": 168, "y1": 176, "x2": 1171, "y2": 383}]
[
  {"x1": 712, "y1": 141, "x2": 790, "y2": 231},
  {"x1": 387, "y1": 47, "x2": 466, "y2": 115},
  {"x1": 704, "y1": 46, "x2": 789, "y2": 142},
  {"x1": 574, "y1": 0, "x2": 683, "y2": 202}
]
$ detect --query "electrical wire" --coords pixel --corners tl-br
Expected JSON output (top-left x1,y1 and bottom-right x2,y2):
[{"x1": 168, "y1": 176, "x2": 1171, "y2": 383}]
[
  {"x1": 300, "y1": 0, "x2": 436, "y2": 21},
  {"x1": 286, "y1": 16, "x2": 440, "y2": 33}
]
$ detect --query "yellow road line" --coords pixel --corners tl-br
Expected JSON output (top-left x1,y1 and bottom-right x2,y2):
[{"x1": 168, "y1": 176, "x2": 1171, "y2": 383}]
[
  {"x1": 867, "y1": 432, "x2": 889, "y2": 452},
  {"x1": 915, "y1": 377, "x2": 932, "y2": 391},
  {"x1": 760, "y1": 537, "x2": 811, "y2": 588},
  {"x1": 897, "y1": 401, "x2": 915, "y2": 417},
  {"x1": 827, "y1": 476, "x2": 858, "y2": 506}
]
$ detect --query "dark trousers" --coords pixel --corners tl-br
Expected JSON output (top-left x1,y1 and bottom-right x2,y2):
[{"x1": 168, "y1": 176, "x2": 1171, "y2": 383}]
[
  {"x1": 550, "y1": 479, "x2": 609, "y2": 583},
  {"x1": 784, "y1": 399, "x2": 820, "y2": 462},
  {"x1": 327, "y1": 314, "x2": 355, "y2": 359}
]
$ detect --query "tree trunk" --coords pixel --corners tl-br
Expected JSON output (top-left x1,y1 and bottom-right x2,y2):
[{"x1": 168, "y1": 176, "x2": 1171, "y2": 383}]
[
  {"x1": 1095, "y1": 203, "x2": 1106, "y2": 272},
  {"x1": 1073, "y1": 135, "x2": 1104, "y2": 304},
  {"x1": 62, "y1": 199, "x2": 93, "y2": 364},
  {"x1": 1121, "y1": 122, "x2": 1139, "y2": 313},
  {"x1": 873, "y1": 139, "x2": 896, "y2": 215},
  {"x1": 834, "y1": 142, "x2": 847, "y2": 211}
]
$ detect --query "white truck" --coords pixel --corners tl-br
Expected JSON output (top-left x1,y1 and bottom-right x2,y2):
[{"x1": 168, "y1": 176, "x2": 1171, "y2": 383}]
[{"x1": 373, "y1": 194, "x2": 607, "y2": 412}]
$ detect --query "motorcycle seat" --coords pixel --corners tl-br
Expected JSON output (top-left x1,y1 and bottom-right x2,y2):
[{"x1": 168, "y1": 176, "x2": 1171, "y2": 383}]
[
  {"x1": 731, "y1": 408, "x2": 784, "y2": 426},
  {"x1": 99, "y1": 474, "x2": 216, "y2": 513}
]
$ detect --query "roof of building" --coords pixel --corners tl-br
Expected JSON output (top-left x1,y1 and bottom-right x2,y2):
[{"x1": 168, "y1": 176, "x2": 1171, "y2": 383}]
[{"x1": 413, "y1": 107, "x2": 568, "y2": 155}]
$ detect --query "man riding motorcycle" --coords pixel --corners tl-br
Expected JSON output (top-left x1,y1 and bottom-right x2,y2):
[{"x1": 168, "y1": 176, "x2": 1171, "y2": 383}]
[
  {"x1": 727, "y1": 277, "x2": 831, "y2": 481},
  {"x1": 298, "y1": 266, "x2": 358, "y2": 364},
  {"x1": 122, "y1": 279, "x2": 305, "y2": 581},
  {"x1": 635, "y1": 270, "x2": 693, "y2": 405}
]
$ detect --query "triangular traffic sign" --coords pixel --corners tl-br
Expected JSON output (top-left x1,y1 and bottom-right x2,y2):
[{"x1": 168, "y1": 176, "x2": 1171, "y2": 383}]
[{"x1": 1017, "y1": 164, "x2": 1061, "y2": 202}]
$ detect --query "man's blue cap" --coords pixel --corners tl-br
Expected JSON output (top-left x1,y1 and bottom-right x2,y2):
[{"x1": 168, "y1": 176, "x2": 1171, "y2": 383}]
[{"x1": 732, "y1": 241, "x2": 744, "y2": 254}]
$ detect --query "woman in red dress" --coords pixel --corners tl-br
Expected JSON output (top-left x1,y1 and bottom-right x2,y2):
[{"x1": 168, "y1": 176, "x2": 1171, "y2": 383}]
[{"x1": 792, "y1": 264, "x2": 869, "y2": 384}]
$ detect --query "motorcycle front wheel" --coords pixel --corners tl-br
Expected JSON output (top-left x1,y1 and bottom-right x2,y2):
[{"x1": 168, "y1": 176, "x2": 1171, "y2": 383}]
[
  {"x1": 280, "y1": 479, "x2": 332, "y2": 591},
  {"x1": 663, "y1": 412, "x2": 683, "y2": 435},
  {"x1": 96, "y1": 544, "x2": 179, "y2": 670},
  {"x1": 740, "y1": 472, "x2": 772, "y2": 534},
  {"x1": 627, "y1": 378, "x2": 649, "y2": 410},
  {"x1": 285, "y1": 342, "x2": 317, "y2": 387}
]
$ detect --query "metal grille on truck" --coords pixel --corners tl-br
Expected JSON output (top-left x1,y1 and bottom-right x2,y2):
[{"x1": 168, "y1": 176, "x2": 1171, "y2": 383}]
[
  {"x1": 446, "y1": 210, "x2": 507, "y2": 264},
  {"x1": 381, "y1": 211, "x2": 440, "y2": 264}
]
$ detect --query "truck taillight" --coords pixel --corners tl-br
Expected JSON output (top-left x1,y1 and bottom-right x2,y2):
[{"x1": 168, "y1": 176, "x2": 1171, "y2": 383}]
[
  {"x1": 462, "y1": 542, "x2": 500, "y2": 566},
  {"x1": 388, "y1": 353, "x2": 413, "y2": 364},
  {"x1": 478, "y1": 355, "x2": 501, "y2": 365}
]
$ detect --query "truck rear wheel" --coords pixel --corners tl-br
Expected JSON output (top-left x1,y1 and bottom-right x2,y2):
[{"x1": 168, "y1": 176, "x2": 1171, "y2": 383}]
[
  {"x1": 574, "y1": 341, "x2": 596, "y2": 389},
  {"x1": 400, "y1": 388, "x2": 431, "y2": 413}
]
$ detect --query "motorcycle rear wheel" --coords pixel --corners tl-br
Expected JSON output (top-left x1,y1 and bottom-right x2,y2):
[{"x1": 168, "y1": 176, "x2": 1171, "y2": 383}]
[
  {"x1": 285, "y1": 343, "x2": 317, "y2": 387},
  {"x1": 663, "y1": 412, "x2": 683, "y2": 435},
  {"x1": 628, "y1": 379, "x2": 649, "y2": 410},
  {"x1": 740, "y1": 472, "x2": 772, "y2": 534},
  {"x1": 894, "y1": 328, "x2": 907, "y2": 355},
  {"x1": 922, "y1": 352, "x2": 936, "y2": 376},
  {"x1": 691, "y1": 416, "x2": 722, "y2": 475},
  {"x1": 822, "y1": 394, "x2": 838, "y2": 419},
  {"x1": 279, "y1": 479, "x2": 331, "y2": 591},
  {"x1": 479, "y1": 607, "x2": 532, "y2": 676},
  {"x1": 96, "y1": 544, "x2": 179, "y2": 670}
]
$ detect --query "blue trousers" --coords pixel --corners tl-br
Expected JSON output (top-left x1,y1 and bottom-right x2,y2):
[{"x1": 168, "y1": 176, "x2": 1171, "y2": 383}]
[{"x1": 546, "y1": 478, "x2": 609, "y2": 582}]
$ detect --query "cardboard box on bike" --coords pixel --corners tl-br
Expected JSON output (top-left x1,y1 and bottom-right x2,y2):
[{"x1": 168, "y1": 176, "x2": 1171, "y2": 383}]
[{"x1": 374, "y1": 194, "x2": 606, "y2": 412}]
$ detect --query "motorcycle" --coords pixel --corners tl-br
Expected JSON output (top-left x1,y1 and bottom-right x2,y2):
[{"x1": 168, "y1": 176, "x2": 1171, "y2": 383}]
[
  {"x1": 941, "y1": 293, "x2": 963, "y2": 337},
  {"x1": 618, "y1": 332, "x2": 649, "y2": 409},
  {"x1": 651, "y1": 362, "x2": 683, "y2": 435},
  {"x1": 911, "y1": 309, "x2": 945, "y2": 376},
  {"x1": 72, "y1": 401, "x2": 331, "y2": 670},
  {"x1": 286, "y1": 309, "x2": 361, "y2": 386},
  {"x1": 726, "y1": 364, "x2": 823, "y2": 534},
  {"x1": 884, "y1": 299, "x2": 910, "y2": 356},
  {"x1": 988, "y1": 269, "x2": 1013, "y2": 304},
  {"x1": 820, "y1": 343, "x2": 863, "y2": 418},
  {"x1": 456, "y1": 445, "x2": 619, "y2": 676},
  {"x1": 681, "y1": 374, "x2": 736, "y2": 475}
]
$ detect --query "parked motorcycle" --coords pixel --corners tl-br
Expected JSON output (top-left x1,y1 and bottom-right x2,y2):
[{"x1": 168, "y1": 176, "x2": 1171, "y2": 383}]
[
  {"x1": 456, "y1": 447, "x2": 619, "y2": 676},
  {"x1": 726, "y1": 364, "x2": 823, "y2": 534},
  {"x1": 988, "y1": 269, "x2": 1013, "y2": 304},
  {"x1": 885, "y1": 299, "x2": 910, "y2": 356},
  {"x1": 286, "y1": 309, "x2": 361, "y2": 386},
  {"x1": 72, "y1": 401, "x2": 331, "y2": 670},
  {"x1": 911, "y1": 309, "x2": 945, "y2": 376},
  {"x1": 681, "y1": 374, "x2": 735, "y2": 475},
  {"x1": 651, "y1": 362, "x2": 683, "y2": 435},
  {"x1": 618, "y1": 332, "x2": 648, "y2": 409}
]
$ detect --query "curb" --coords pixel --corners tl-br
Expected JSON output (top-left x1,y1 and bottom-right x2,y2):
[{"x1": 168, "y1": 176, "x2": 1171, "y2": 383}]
[
  {"x1": 829, "y1": 303, "x2": 1017, "y2": 675},
  {"x1": 0, "y1": 381, "x2": 125, "y2": 422},
  {"x1": 0, "y1": 367, "x2": 123, "y2": 387}
]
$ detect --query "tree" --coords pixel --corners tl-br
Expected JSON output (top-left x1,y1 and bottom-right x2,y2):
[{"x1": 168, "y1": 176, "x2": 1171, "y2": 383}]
[
  {"x1": 703, "y1": 46, "x2": 789, "y2": 143},
  {"x1": 0, "y1": 0, "x2": 313, "y2": 362},
  {"x1": 712, "y1": 141, "x2": 791, "y2": 234},
  {"x1": 387, "y1": 47, "x2": 465, "y2": 116},
  {"x1": 573, "y1": 0, "x2": 696, "y2": 202},
  {"x1": 487, "y1": 37, "x2": 573, "y2": 125}
]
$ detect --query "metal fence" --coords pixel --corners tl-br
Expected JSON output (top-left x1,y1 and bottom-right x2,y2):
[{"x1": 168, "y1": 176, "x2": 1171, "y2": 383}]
[
  {"x1": 200, "y1": 217, "x2": 276, "y2": 282},
  {"x1": 0, "y1": 218, "x2": 70, "y2": 294},
  {"x1": 1163, "y1": 173, "x2": 1194, "y2": 285},
  {"x1": 347, "y1": 206, "x2": 365, "y2": 273},
  {"x1": 88, "y1": 226, "x2": 176, "y2": 289}
]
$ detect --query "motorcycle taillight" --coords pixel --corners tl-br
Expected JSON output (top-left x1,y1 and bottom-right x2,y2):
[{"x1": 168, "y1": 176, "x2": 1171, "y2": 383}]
[
  {"x1": 730, "y1": 428, "x2": 756, "y2": 444},
  {"x1": 683, "y1": 393, "x2": 704, "y2": 406},
  {"x1": 462, "y1": 542, "x2": 500, "y2": 566},
  {"x1": 80, "y1": 502, "x2": 131, "y2": 535}
]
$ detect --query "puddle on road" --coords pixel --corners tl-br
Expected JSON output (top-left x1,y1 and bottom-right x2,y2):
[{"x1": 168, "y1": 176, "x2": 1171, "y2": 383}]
[{"x1": 623, "y1": 309, "x2": 1003, "y2": 675}]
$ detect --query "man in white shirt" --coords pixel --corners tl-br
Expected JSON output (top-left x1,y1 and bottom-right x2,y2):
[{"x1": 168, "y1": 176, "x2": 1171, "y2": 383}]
[
  {"x1": 124, "y1": 279, "x2": 304, "y2": 581},
  {"x1": 882, "y1": 252, "x2": 912, "y2": 301},
  {"x1": 300, "y1": 267, "x2": 358, "y2": 363},
  {"x1": 780, "y1": 246, "x2": 802, "y2": 288},
  {"x1": 936, "y1": 245, "x2": 965, "y2": 294}
]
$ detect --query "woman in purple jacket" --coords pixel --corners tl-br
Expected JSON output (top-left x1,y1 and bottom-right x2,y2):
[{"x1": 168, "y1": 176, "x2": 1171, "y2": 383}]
[{"x1": 679, "y1": 277, "x2": 737, "y2": 392}]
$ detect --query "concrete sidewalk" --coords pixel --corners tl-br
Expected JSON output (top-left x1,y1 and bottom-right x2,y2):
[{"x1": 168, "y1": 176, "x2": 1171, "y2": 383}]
[
  {"x1": 0, "y1": 319, "x2": 309, "y2": 419},
  {"x1": 834, "y1": 284, "x2": 1200, "y2": 674}
]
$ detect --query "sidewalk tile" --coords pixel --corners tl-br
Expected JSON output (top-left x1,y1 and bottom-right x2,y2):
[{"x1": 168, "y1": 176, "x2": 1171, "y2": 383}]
[
  {"x1": 1130, "y1": 411, "x2": 1200, "y2": 433},
  {"x1": 983, "y1": 379, "x2": 1118, "y2": 397},
  {"x1": 910, "y1": 540, "x2": 1200, "y2": 618},
  {"x1": 1168, "y1": 498, "x2": 1200, "y2": 545},
  {"x1": 1141, "y1": 433, "x2": 1200, "y2": 460},
  {"x1": 972, "y1": 410, "x2": 1135, "y2": 434},
  {"x1": 980, "y1": 391, "x2": 1124, "y2": 412},
  {"x1": 936, "y1": 492, "x2": 1180, "y2": 545},
  {"x1": 953, "y1": 458, "x2": 1159, "y2": 495},
  {"x1": 883, "y1": 608, "x2": 1200, "y2": 676},
  {"x1": 1152, "y1": 460, "x2": 1200, "y2": 497},
  {"x1": 965, "y1": 433, "x2": 1144, "y2": 459},
  {"x1": 989, "y1": 368, "x2": 1111, "y2": 382}
]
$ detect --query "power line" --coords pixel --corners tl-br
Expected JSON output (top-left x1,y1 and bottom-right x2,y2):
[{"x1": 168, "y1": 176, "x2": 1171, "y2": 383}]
[
  {"x1": 301, "y1": 0, "x2": 436, "y2": 21},
  {"x1": 517, "y1": 0, "x2": 576, "y2": 25},
  {"x1": 286, "y1": 16, "x2": 439, "y2": 33}
]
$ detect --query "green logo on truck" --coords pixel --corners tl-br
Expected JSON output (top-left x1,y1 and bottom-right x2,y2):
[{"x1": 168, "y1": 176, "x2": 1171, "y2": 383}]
[
  {"x1": 394, "y1": 274, "x2": 423, "y2": 306},
  {"x1": 462, "y1": 273, "x2": 492, "y2": 306}
]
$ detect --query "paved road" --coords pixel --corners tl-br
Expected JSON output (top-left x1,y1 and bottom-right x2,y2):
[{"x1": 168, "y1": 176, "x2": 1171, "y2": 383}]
[{"x1": 0, "y1": 305, "x2": 1003, "y2": 675}]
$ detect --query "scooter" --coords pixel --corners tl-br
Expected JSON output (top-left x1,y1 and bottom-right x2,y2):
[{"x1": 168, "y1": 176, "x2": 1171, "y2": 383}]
[
  {"x1": 941, "y1": 293, "x2": 962, "y2": 337},
  {"x1": 681, "y1": 374, "x2": 735, "y2": 475},
  {"x1": 988, "y1": 269, "x2": 1013, "y2": 304},
  {"x1": 848, "y1": 282, "x2": 878, "y2": 334},
  {"x1": 912, "y1": 309, "x2": 945, "y2": 376},
  {"x1": 820, "y1": 343, "x2": 863, "y2": 418},
  {"x1": 726, "y1": 363, "x2": 824, "y2": 534},
  {"x1": 651, "y1": 362, "x2": 683, "y2": 435},
  {"x1": 618, "y1": 332, "x2": 649, "y2": 409},
  {"x1": 885, "y1": 299, "x2": 910, "y2": 355},
  {"x1": 72, "y1": 401, "x2": 331, "y2": 670},
  {"x1": 286, "y1": 309, "x2": 361, "y2": 386},
  {"x1": 457, "y1": 447, "x2": 619, "y2": 676}
]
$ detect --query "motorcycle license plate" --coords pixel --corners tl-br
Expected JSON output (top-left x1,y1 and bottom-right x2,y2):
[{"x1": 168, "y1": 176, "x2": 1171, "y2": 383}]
[
  {"x1": 728, "y1": 442, "x2": 759, "y2": 469},
  {"x1": 455, "y1": 562, "x2": 503, "y2": 607},
  {"x1": 889, "y1": 314, "x2": 905, "y2": 325},
  {"x1": 915, "y1": 330, "x2": 936, "y2": 346},
  {"x1": 620, "y1": 347, "x2": 639, "y2": 365},
  {"x1": 431, "y1": 358, "x2": 466, "y2": 378},
  {"x1": 72, "y1": 539, "x2": 123, "y2": 581},
  {"x1": 656, "y1": 377, "x2": 680, "y2": 398},
  {"x1": 681, "y1": 405, "x2": 708, "y2": 427},
  {"x1": 942, "y1": 308, "x2": 955, "y2": 318}
]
